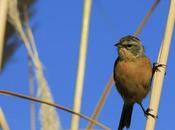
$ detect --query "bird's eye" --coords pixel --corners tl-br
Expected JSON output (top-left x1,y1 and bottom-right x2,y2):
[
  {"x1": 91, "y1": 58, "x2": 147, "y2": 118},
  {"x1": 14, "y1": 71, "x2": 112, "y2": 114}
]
[{"x1": 126, "y1": 44, "x2": 132, "y2": 48}]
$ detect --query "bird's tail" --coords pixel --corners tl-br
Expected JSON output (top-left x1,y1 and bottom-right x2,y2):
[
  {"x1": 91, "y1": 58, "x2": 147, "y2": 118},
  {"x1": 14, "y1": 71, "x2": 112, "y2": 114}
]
[{"x1": 118, "y1": 103, "x2": 134, "y2": 130}]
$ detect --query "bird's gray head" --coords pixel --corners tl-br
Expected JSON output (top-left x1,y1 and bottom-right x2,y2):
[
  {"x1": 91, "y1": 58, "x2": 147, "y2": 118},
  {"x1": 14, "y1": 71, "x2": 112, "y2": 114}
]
[{"x1": 115, "y1": 35, "x2": 145, "y2": 60}]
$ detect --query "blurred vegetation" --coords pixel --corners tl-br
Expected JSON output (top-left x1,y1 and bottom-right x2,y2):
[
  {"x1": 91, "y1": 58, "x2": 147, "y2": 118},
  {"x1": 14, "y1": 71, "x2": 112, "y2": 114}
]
[{"x1": 1, "y1": 0, "x2": 37, "y2": 70}]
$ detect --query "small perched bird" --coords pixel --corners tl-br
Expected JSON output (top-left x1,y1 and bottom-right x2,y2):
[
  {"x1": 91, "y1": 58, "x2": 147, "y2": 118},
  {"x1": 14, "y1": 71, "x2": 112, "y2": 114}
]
[{"x1": 113, "y1": 35, "x2": 153, "y2": 130}]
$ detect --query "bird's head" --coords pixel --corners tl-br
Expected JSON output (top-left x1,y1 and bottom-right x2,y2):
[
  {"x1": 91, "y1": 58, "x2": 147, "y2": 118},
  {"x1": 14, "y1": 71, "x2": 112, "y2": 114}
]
[{"x1": 115, "y1": 35, "x2": 145, "y2": 60}]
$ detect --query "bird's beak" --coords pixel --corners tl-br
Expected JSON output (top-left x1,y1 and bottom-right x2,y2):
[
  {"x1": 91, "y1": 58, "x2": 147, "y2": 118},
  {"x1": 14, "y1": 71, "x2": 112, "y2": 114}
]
[{"x1": 114, "y1": 43, "x2": 121, "y2": 48}]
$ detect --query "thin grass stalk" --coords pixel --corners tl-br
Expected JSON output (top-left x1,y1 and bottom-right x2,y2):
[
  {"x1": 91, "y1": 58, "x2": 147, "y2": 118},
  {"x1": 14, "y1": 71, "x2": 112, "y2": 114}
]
[
  {"x1": 86, "y1": 0, "x2": 160, "y2": 129},
  {"x1": 145, "y1": 1, "x2": 175, "y2": 130},
  {"x1": 25, "y1": 18, "x2": 62, "y2": 130},
  {"x1": 0, "y1": 108, "x2": 9, "y2": 130},
  {"x1": 0, "y1": 90, "x2": 110, "y2": 130},
  {"x1": 25, "y1": 10, "x2": 36, "y2": 130},
  {"x1": 134, "y1": 0, "x2": 160, "y2": 36},
  {"x1": 0, "y1": 0, "x2": 8, "y2": 70},
  {"x1": 86, "y1": 75, "x2": 113, "y2": 129},
  {"x1": 24, "y1": 10, "x2": 62, "y2": 130},
  {"x1": 7, "y1": 0, "x2": 35, "y2": 64},
  {"x1": 71, "y1": 0, "x2": 92, "y2": 130},
  {"x1": 7, "y1": 1, "x2": 62, "y2": 129},
  {"x1": 24, "y1": 7, "x2": 39, "y2": 58},
  {"x1": 0, "y1": 1, "x2": 9, "y2": 129},
  {"x1": 35, "y1": 63, "x2": 61, "y2": 130},
  {"x1": 28, "y1": 56, "x2": 36, "y2": 130}
]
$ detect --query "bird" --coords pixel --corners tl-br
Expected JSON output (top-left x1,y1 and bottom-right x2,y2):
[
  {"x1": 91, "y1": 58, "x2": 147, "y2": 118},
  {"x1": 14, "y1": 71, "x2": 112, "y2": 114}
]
[{"x1": 113, "y1": 35, "x2": 155, "y2": 130}]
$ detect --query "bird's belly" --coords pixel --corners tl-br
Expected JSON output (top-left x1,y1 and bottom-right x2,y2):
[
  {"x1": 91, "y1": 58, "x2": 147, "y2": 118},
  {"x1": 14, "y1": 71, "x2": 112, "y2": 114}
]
[
  {"x1": 116, "y1": 76, "x2": 146, "y2": 102},
  {"x1": 114, "y1": 60, "x2": 152, "y2": 103}
]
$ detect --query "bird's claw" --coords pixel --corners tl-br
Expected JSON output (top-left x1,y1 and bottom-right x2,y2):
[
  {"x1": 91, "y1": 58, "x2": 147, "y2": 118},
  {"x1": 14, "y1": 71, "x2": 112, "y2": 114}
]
[
  {"x1": 144, "y1": 108, "x2": 158, "y2": 119},
  {"x1": 153, "y1": 62, "x2": 166, "y2": 75}
]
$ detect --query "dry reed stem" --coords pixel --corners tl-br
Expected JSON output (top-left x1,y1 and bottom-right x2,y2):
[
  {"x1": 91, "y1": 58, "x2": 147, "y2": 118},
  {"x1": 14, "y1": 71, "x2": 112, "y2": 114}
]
[
  {"x1": 24, "y1": 10, "x2": 61, "y2": 130},
  {"x1": 71, "y1": 0, "x2": 92, "y2": 130},
  {"x1": 7, "y1": 1, "x2": 61, "y2": 129},
  {"x1": 145, "y1": 1, "x2": 175, "y2": 130},
  {"x1": 28, "y1": 56, "x2": 36, "y2": 130},
  {"x1": 7, "y1": 0, "x2": 35, "y2": 63},
  {"x1": 86, "y1": 75, "x2": 113, "y2": 129},
  {"x1": 24, "y1": 12, "x2": 62, "y2": 130},
  {"x1": 0, "y1": 0, "x2": 9, "y2": 129},
  {"x1": 25, "y1": 10, "x2": 36, "y2": 129},
  {"x1": 0, "y1": 90, "x2": 110, "y2": 130},
  {"x1": 0, "y1": 0, "x2": 8, "y2": 70},
  {"x1": 134, "y1": 0, "x2": 160, "y2": 36},
  {"x1": 86, "y1": 0, "x2": 160, "y2": 129},
  {"x1": 0, "y1": 108, "x2": 9, "y2": 130}
]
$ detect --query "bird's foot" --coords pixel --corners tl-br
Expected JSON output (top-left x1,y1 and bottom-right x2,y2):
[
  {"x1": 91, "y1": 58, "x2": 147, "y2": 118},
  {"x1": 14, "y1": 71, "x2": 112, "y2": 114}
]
[
  {"x1": 153, "y1": 62, "x2": 166, "y2": 75},
  {"x1": 144, "y1": 108, "x2": 158, "y2": 119}
]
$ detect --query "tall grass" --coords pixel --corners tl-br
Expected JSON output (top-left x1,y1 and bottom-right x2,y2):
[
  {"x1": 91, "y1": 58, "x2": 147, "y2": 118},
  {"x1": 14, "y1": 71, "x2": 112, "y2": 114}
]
[
  {"x1": 71, "y1": 0, "x2": 92, "y2": 130},
  {"x1": 7, "y1": 0, "x2": 61, "y2": 129},
  {"x1": 145, "y1": 1, "x2": 175, "y2": 129}
]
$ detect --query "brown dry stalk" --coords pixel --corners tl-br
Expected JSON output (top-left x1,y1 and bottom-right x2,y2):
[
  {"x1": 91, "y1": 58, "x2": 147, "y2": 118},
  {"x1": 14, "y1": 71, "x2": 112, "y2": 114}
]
[
  {"x1": 86, "y1": 0, "x2": 160, "y2": 129},
  {"x1": 134, "y1": 0, "x2": 160, "y2": 36},
  {"x1": 0, "y1": 0, "x2": 8, "y2": 70},
  {"x1": 71, "y1": 0, "x2": 92, "y2": 129},
  {"x1": 145, "y1": 0, "x2": 175, "y2": 129},
  {"x1": 86, "y1": 76, "x2": 113, "y2": 129},
  {"x1": 0, "y1": 108, "x2": 9, "y2": 130},
  {"x1": 0, "y1": 90, "x2": 110, "y2": 130},
  {"x1": 28, "y1": 56, "x2": 36, "y2": 130}
]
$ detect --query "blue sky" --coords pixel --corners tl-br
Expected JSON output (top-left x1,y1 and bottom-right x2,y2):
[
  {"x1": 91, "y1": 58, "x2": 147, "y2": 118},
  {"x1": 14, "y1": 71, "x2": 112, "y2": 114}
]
[{"x1": 0, "y1": 0, "x2": 175, "y2": 130}]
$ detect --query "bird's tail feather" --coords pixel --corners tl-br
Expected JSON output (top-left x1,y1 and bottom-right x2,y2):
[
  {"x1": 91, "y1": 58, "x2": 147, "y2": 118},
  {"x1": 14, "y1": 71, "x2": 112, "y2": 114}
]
[{"x1": 118, "y1": 103, "x2": 134, "y2": 130}]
